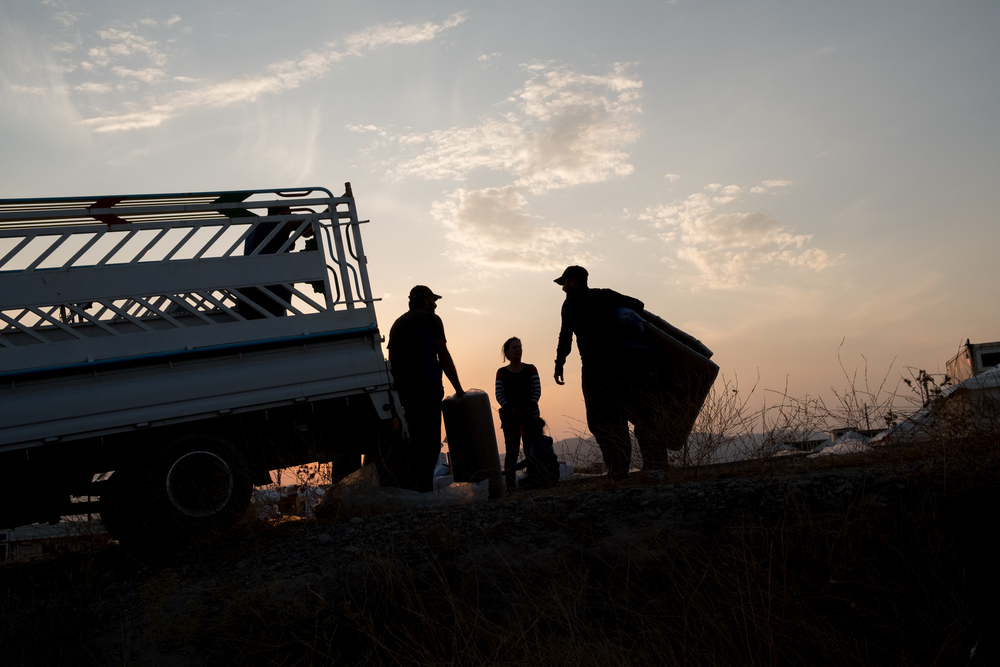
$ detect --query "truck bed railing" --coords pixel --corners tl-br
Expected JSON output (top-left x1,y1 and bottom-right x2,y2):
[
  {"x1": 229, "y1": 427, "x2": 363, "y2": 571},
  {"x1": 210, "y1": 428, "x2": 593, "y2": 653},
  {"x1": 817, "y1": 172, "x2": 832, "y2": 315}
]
[{"x1": 0, "y1": 186, "x2": 377, "y2": 376}]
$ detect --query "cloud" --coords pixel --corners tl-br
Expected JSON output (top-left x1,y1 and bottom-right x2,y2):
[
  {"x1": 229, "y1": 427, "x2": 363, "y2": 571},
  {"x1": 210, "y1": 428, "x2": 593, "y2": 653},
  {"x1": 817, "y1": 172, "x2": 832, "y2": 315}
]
[
  {"x1": 111, "y1": 66, "x2": 167, "y2": 83},
  {"x1": 389, "y1": 63, "x2": 642, "y2": 194},
  {"x1": 74, "y1": 81, "x2": 112, "y2": 93},
  {"x1": 0, "y1": 18, "x2": 86, "y2": 138},
  {"x1": 751, "y1": 179, "x2": 793, "y2": 194},
  {"x1": 70, "y1": 14, "x2": 466, "y2": 133},
  {"x1": 89, "y1": 28, "x2": 168, "y2": 67},
  {"x1": 642, "y1": 184, "x2": 842, "y2": 288},
  {"x1": 52, "y1": 11, "x2": 80, "y2": 28},
  {"x1": 343, "y1": 13, "x2": 465, "y2": 53},
  {"x1": 238, "y1": 103, "x2": 324, "y2": 184},
  {"x1": 347, "y1": 123, "x2": 387, "y2": 136},
  {"x1": 664, "y1": 173, "x2": 680, "y2": 182},
  {"x1": 431, "y1": 186, "x2": 589, "y2": 270}
]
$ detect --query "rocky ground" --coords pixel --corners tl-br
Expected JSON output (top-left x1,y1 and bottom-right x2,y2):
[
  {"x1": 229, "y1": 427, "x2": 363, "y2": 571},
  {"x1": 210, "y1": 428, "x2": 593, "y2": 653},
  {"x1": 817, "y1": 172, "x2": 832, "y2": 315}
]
[{"x1": 3, "y1": 442, "x2": 998, "y2": 666}]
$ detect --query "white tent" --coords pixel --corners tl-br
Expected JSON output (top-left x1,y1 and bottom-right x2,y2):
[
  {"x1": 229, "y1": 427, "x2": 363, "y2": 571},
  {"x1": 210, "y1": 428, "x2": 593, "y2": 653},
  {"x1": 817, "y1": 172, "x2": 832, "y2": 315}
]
[{"x1": 871, "y1": 364, "x2": 1000, "y2": 445}]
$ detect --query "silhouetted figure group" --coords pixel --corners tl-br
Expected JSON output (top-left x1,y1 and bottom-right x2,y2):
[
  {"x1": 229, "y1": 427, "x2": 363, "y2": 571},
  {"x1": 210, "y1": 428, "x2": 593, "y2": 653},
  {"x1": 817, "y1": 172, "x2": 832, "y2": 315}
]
[
  {"x1": 386, "y1": 265, "x2": 705, "y2": 492},
  {"x1": 236, "y1": 206, "x2": 699, "y2": 490}
]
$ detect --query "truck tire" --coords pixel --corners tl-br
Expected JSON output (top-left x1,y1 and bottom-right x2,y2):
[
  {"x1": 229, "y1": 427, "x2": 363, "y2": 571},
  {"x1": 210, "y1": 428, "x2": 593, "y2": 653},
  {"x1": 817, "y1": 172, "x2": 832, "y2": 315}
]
[{"x1": 101, "y1": 434, "x2": 253, "y2": 545}]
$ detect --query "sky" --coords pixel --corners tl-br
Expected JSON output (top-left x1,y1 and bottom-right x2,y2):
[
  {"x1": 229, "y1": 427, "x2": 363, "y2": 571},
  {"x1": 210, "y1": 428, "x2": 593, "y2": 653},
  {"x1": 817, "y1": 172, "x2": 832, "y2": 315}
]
[{"x1": 2, "y1": 0, "x2": 999, "y2": 446}]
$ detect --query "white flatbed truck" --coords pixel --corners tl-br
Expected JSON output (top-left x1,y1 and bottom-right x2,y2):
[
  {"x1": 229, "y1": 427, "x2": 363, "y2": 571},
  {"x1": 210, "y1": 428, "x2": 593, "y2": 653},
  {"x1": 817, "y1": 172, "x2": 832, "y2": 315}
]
[{"x1": 0, "y1": 184, "x2": 401, "y2": 542}]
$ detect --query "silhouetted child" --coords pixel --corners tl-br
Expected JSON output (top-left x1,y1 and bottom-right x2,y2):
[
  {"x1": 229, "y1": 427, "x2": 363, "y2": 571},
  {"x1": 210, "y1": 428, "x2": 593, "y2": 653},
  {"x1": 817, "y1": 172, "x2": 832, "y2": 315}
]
[{"x1": 507, "y1": 417, "x2": 560, "y2": 490}]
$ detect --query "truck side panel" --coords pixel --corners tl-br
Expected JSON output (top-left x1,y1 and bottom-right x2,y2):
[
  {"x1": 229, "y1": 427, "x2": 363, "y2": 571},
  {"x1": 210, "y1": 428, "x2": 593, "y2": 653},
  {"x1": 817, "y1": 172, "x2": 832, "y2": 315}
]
[{"x1": 1, "y1": 332, "x2": 393, "y2": 449}]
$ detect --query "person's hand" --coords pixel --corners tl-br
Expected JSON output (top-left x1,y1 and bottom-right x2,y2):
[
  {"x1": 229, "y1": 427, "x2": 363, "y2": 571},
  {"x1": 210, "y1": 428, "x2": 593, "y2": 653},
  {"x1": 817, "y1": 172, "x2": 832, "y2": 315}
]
[{"x1": 554, "y1": 362, "x2": 565, "y2": 385}]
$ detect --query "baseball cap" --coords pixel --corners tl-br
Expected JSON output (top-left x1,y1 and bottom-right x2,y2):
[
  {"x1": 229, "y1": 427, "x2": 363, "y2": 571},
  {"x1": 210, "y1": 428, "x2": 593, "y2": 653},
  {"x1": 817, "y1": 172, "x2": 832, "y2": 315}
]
[
  {"x1": 409, "y1": 285, "x2": 442, "y2": 301},
  {"x1": 554, "y1": 265, "x2": 588, "y2": 285}
]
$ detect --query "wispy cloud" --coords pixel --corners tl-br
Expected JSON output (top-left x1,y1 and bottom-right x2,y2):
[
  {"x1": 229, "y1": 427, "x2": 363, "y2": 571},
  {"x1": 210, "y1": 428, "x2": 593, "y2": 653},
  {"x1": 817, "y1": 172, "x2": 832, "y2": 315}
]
[
  {"x1": 749, "y1": 179, "x2": 792, "y2": 194},
  {"x1": 84, "y1": 28, "x2": 168, "y2": 68},
  {"x1": 111, "y1": 66, "x2": 167, "y2": 84},
  {"x1": 381, "y1": 63, "x2": 640, "y2": 270},
  {"x1": 52, "y1": 11, "x2": 80, "y2": 28},
  {"x1": 0, "y1": 17, "x2": 86, "y2": 138},
  {"x1": 238, "y1": 104, "x2": 324, "y2": 184},
  {"x1": 347, "y1": 123, "x2": 388, "y2": 137},
  {"x1": 389, "y1": 63, "x2": 642, "y2": 194},
  {"x1": 343, "y1": 14, "x2": 465, "y2": 52},
  {"x1": 74, "y1": 81, "x2": 112, "y2": 93},
  {"x1": 66, "y1": 14, "x2": 466, "y2": 132},
  {"x1": 431, "y1": 186, "x2": 589, "y2": 270},
  {"x1": 642, "y1": 183, "x2": 842, "y2": 288}
]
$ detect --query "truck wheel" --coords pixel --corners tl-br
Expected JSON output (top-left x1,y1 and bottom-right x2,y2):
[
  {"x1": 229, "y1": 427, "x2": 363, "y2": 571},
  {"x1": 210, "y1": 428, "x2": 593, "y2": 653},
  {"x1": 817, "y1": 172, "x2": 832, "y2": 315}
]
[{"x1": 101, "y1": 435, "x2": 252, "y2": 545}]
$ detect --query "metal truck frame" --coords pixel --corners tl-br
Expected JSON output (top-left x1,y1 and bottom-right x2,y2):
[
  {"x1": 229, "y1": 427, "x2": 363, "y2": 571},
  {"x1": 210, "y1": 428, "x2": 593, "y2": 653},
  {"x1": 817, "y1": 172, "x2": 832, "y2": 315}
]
[{"x1": 0, "y1": 184, "x2": 400, "y2": 542}]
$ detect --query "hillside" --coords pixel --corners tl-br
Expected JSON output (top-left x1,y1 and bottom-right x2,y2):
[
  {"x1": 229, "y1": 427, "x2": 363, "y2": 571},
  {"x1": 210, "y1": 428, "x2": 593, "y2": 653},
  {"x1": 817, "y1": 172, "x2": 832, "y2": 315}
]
[{"x1": 2, "y1": 437, "x2": 997, "y2": 666}]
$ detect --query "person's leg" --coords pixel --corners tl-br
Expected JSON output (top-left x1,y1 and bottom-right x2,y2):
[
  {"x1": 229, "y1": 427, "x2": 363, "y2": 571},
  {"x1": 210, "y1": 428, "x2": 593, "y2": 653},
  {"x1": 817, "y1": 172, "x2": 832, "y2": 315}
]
[
  {"x1": 397, "y1": 386, "x2": 444, "y2": 493},
  {"x1": 583, "y1": 370, "x2": 631, "y2": 477},
  {"x1": 413, "y1": 386, "x2": 444, "y2": 493},
  {"x1": 626, "y1": 365, "x2": 673, "y2": 471},
  {"x1": 500, "y1": 415, "x2": 522, "y2": 490}
]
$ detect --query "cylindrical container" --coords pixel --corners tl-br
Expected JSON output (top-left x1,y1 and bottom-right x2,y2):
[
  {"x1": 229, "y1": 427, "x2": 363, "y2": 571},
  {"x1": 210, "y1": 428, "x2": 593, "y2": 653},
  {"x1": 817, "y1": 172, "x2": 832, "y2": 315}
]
[{"x1": 441, "y1": 389, "x2": 502, "y2": 499}]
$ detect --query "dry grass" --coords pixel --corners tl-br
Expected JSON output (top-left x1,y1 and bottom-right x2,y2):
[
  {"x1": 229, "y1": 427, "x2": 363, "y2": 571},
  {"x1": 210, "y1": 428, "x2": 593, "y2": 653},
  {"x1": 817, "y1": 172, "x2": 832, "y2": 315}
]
[{"x1": 147, "y1": 438, "x2": 996, "y2": 666}]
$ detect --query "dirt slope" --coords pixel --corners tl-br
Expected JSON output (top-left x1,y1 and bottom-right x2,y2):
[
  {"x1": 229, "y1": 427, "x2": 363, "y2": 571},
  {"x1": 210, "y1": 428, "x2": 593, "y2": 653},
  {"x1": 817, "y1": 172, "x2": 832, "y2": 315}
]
[{"x1": 2, "y1": 441, "x2": 997, "y2": 666}]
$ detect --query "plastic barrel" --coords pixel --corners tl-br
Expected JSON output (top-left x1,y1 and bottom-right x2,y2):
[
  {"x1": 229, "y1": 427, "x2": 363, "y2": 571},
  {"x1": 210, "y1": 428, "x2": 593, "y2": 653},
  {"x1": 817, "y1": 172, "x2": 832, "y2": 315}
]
[{"x1": 441, "y1": 390, "x2": 502, "y2": 499}]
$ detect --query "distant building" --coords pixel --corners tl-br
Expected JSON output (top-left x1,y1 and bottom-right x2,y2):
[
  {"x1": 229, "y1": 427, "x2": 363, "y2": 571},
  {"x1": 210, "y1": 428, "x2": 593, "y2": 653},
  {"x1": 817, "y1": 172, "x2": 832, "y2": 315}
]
[{"x1": 947, "y1": 340, "x2": 1000, "y2": 382}]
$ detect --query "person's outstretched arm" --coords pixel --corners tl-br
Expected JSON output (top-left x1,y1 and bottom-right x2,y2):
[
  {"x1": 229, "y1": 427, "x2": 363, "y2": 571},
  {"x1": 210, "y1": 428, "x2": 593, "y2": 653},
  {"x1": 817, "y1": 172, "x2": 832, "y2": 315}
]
[
  {"x1": 436, "y1": 339, "x2": 465, "y2": 397},
  {"x1": 555, "y1": 302, "x2": 573, "y2": 385}
]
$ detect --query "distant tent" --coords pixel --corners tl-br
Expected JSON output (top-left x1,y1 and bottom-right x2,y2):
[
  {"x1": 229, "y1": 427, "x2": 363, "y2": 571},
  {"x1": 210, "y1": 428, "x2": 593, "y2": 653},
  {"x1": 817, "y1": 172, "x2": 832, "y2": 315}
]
[{"x1": 871, "y1": 364, "x2": 1000, "y2": 445}]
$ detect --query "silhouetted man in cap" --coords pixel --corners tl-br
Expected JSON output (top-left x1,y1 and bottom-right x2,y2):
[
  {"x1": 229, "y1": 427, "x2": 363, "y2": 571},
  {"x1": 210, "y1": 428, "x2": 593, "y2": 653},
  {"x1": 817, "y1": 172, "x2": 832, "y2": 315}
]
[
  {"x1": 387, "y1": 285, "x2": 465, "y2": 492},
  {"x1": 553, "y1": 266, "x2": 656, "y2": 478}
]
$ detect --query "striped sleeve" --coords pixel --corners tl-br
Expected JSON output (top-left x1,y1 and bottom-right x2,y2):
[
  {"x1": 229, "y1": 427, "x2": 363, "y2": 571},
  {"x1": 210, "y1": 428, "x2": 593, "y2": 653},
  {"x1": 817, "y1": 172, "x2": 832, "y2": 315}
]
[
  {"x1": 495, "y1": 368, "x2": 507, "y2": 407},
  {"x1": 528, "y1": 364, "x2": 541, "y2": 402}
]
